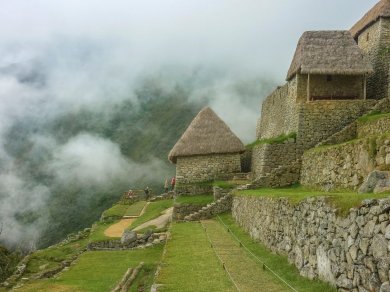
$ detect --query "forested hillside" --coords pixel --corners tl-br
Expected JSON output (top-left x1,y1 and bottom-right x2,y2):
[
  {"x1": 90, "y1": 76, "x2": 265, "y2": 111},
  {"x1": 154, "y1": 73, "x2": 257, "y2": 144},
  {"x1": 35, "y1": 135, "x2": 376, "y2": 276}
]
[{"x1": 0, "y1": 77, "x2": 204, "y2": 250}]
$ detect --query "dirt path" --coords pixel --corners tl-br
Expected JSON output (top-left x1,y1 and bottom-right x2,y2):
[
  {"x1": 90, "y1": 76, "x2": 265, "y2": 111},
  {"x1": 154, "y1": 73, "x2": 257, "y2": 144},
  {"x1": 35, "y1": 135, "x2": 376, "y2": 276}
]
[
  {"x1": 133, "y1": 207, "x2": 173, "y2": 231},
  {"x1": 104, "y1": 218, "x2": 134, "y2": 238},
  {"x1": 202, "y1": 220, "x2": 290, "y2": 292}
]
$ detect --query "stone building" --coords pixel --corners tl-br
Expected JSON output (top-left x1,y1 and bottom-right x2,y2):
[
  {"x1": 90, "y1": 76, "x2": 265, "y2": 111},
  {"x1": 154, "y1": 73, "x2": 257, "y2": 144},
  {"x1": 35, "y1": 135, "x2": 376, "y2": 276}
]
[
  {"x1": 287, "y1": 31, "x2": 373, "y2": 102},
  {"x1": 351, "y1": 0, "x2": 390, "y2": 100},
  {"x1": 253, "y1": 31, "x2": 376, "y2": 187},
  {"x1": 168, "y1": 107, "x2": 244, "y2": 191}
]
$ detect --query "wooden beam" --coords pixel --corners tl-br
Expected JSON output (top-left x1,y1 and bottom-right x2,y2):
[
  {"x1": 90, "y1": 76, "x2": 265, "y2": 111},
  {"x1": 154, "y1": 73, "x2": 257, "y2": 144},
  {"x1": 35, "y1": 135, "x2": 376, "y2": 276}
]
[{"x1": 307, "y1": 74, "x2": 311, "y2": 102}]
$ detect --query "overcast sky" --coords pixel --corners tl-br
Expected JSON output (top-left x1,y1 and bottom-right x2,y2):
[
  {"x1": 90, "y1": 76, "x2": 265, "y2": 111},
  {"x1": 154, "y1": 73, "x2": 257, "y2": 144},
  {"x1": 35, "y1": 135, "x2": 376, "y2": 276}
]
[{"x1": 0, "y1": 0, "x2": 378, "y2": 83}]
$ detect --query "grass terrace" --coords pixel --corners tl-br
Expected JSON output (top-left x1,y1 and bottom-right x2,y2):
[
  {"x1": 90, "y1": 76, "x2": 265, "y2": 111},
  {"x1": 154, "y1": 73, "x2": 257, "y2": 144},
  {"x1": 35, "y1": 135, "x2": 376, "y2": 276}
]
[
  {"x1": 175, "y1": 193, "x2": 214, "y2": 205},
  {"x1": 20, "y1": 246, "x2": 163, "y2": 292},
  {"x1": 124, "y1": 201, "x2": 147, "y2": 216},
  {"x1": 127, "y1": 199, "x2": 173, "y2": 231},
  {"x1": 235, "y1": 185, "x2": 390, "y2": 216},
  {"x1": 357, "y1": 111, "x2": 390, "y2": 123},
  {"x1": 157, "y1": 222, "x2": 235, "y2": 291},
  {"x1": 218, "y1": 214, "x2": 336, "y2": 292},
  {"x1": 246, "y1": 132, "x2": 297, "y2": 150}
]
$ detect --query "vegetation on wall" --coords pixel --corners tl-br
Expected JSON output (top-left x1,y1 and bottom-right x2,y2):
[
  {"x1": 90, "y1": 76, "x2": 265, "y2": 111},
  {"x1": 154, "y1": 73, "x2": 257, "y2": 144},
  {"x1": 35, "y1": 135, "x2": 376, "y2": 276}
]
[{"x1": 246, "y1": 132, "x2": 297, "y2": 149}]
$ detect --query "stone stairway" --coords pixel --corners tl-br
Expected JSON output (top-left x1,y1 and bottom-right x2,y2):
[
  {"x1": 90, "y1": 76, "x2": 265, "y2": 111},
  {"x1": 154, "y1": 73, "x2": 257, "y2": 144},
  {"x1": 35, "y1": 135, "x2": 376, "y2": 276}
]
[
  {"x1": 253, "y1": 159, "x2": 301, "y2": 188},
  {"x1": 317, "y1": 97, "x2": 390, "y2": 147},
  {"x1": 232, "y1": 172, "x2": 251, "y2": 181},
  {"x1": 184, "y1": 194, "x2": 232, "y2": 221}
]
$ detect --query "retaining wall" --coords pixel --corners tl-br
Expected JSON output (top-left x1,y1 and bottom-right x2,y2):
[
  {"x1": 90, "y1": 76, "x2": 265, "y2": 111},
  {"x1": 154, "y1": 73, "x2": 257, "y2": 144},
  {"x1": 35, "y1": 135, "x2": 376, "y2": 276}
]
[
  {"x1": 251, "y1": 141, "x2": 301, "y2": 187},
  {"x1": 358, "y1": 116, "x2": 390, "y2": 138},
  {"x1": 297, "y1": 100, "x2": 376, "y2": 149},
  {"x1": 301, "y1": 135, "x2": 390, "y2": 190},
  {"x1": 232, "y1": 195, "x2": 390, "y2": 291},
  {"x1": 256, "y1": 77, "x2": 299, "y2": 139},
  {"x1": 176, "y1": 153, "x2": 241, "y2": 185}
]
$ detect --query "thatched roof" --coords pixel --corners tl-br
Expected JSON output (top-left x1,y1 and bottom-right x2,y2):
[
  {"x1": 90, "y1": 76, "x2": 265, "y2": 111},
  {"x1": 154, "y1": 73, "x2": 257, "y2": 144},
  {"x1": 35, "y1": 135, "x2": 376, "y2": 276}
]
[
  {"x1": 168, "y1": 107, "x2": 244, "y2": 163},
  {"x1": 350, "y1": 0, "x2": 390, "y2": 39},
  {"x1": 286, "y1": 31, "x2": 373, "y2": 81}
]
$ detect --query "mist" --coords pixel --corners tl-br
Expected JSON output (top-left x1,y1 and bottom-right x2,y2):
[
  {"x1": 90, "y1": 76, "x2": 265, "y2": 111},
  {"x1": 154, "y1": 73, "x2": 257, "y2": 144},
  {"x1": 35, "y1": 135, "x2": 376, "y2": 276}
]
[{"x1": 0, "y1": 0, "x2": 379, "y2": 248}]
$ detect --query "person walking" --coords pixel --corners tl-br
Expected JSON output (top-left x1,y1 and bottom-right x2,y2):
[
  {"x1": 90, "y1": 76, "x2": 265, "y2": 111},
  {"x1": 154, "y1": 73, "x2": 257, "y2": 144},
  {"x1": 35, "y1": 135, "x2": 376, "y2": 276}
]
[
  {"x1": 164, "y1": 178, "x2": 169, "y2": 193},
  {"x1": 170, "y1": 176, "x2": 176, "y2": 191},
  {"x1": 144, "y1": 186, "x2": 150, "y2": 200}
]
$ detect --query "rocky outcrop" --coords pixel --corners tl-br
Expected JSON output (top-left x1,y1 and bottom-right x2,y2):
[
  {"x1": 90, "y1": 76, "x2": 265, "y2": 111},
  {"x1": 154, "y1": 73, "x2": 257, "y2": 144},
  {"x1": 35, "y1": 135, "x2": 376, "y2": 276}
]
[
  {"x1": 87, "y1": 232, "x2": 166, "y2": 251},
  {"x1": 232, "y1": 195, "x2": 390, "y2": 291},
  {"x1": 359, "y1": 171, "x2": 390, "y2": 193}
]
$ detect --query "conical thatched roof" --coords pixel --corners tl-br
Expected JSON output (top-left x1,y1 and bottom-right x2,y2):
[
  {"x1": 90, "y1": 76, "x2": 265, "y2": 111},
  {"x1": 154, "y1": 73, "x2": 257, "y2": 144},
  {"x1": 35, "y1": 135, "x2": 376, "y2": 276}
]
[
  {"x1": 168, "y1": 107, "x2": 245, "y2": 163},
  {"x1": 350, "y1": 0, "x2": 390, "y2": 39},
  {"x1": 286, "y1": 31, "x2": 373, "y2": 81}
]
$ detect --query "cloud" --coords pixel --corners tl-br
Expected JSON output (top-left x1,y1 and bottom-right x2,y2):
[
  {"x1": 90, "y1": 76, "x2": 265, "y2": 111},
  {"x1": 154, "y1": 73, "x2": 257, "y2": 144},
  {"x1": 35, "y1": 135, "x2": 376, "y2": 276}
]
[{"x1": 0, "y1": 0, "x2": 379, "y2": 248}]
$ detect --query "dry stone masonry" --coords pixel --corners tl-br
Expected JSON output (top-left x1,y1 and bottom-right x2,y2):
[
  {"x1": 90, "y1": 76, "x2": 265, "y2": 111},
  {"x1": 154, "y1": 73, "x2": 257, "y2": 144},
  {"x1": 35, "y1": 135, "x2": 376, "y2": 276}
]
[
  {"x1": 232, "y1": 195, "x2": 390, "y2": 291},
  {"x1": 175, "y1": 154, "x2": 241, "y2": 185}
]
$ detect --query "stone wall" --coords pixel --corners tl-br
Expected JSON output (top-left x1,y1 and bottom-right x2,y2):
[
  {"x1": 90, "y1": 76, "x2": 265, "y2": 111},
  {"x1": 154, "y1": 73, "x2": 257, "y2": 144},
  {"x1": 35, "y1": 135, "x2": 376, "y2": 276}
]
[
  {"x1": 309, "y1": 75, "x2": 365, "y2": 100},
  {"x1": 232, "y1": 195, "x2": 390, "y2": 291},
  {"x1": 172, "y1": 203, "x2": 204, "y2": 221},
  {"x1": 357, "y1": 18, "x2": 390, "y2": 99},
  {"x1": 184, "y1": 194, "x2": 232, "y2": 221},
  {"x1": 175, "y1": 153, "x2": 241, "y2": 185},
  {"x1": 297, "y1": 100, "x2": 376, "y2": 149},
  {"x1": 358, "y1": 116, "x2": 390, "y2": 138},
  {"x1": 301, "y1": 135, "x2": 390, "y2": 190},
  {"x1": 251, "y1": 140, "x2": 301, "y2": 187},
  {"x1": 256, "y1": 77, "x2": 299, "y2": 139}
]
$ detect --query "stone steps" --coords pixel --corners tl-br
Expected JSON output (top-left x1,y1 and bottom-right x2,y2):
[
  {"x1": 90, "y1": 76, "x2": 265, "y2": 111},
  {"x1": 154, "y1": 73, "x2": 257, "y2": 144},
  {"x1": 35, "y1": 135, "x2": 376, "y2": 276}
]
[
  {"x1": 232, "y1": 172, "x2": 251, "y2": 181},
  {"x1": 184, "y1": 194, "x2": 232, "y2": 221}
]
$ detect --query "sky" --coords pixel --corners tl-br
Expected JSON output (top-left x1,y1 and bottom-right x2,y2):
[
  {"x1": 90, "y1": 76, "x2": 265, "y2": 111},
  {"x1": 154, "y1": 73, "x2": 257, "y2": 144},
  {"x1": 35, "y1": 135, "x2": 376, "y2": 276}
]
[
  {"x1": 0, "y1": 0, "x2": 378, "y2": 79},
  {"x1": 0, "y1": 0, "x2": 381, "y2": 247}
]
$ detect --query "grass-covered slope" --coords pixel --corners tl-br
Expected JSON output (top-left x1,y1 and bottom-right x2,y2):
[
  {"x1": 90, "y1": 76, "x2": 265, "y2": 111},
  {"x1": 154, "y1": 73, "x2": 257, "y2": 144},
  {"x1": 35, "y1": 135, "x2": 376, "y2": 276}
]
[{"x1": 235, "y1": 185, "x2": 390, "y2": 216}]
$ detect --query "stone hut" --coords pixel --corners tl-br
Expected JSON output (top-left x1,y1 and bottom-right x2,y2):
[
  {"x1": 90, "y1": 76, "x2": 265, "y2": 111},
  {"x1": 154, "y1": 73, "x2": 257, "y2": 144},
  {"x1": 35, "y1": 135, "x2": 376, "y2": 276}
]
[
  {"x1": 168, "y1": 107, "x2": 244, "y2": 188},
  {"x1": 287, "y1": 31, "x2": 373, "y2": 102},
  {"x1": 351, "y1": 0, "x2": 390, "y2": 99}
]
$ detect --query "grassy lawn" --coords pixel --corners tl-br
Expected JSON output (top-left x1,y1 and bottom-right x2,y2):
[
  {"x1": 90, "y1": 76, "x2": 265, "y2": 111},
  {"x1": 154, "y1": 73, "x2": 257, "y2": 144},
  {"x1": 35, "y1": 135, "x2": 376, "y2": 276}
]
[
  {"x1": 235, "y1": 185, "x2": 390, "y2": 216},
  {"x1": 358, "y1": 111, "x2": 390, "y2": 123},
  {"x1": 175, "y1": 194, "x2": 214, "y2": 205},
  {"x1": 124, "y1": 201, "x2": 147, "y2": 216},
  {"x1": 24, "y1": 239, "x2": 89, "y2": 277},
  {"x1": 101, "y1": 204, "x2": 129, "y2": 219},
  {"x1": 203, "y1": 219, "x2": 290, "y2": 292},
  {"x1": 218, "y1": 214, "x2": 336, "y2": 292},
  {"x1": 20, "y1": 246, "x2": 163, "y2": 292},
  {"x1": 157, "y1": 222, "x2": 235, "y2": 292},
  {"x1": 128, "y1": 199, "x2": 173, "y2": 231},
  {"x1": 88, "y1": 221, "x2": 120, "y2": 242}
]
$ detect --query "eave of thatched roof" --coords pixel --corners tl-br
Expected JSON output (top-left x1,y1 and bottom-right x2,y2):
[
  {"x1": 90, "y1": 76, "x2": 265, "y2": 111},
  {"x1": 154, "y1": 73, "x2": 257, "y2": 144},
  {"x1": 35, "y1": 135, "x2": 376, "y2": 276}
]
[
  {"x1": 286, "y1": 31, "x2": 373, "y2": 81},
  {"x1": 350, "y1": 0, "x2": 390, "y2": 39},
  {"x1": 168, "y1": 107, "x2": 245, "y2": 164}
]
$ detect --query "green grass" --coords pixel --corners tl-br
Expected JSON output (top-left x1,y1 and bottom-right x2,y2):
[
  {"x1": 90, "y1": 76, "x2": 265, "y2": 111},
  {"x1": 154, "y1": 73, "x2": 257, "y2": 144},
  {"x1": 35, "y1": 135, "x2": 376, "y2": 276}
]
[
  {"x1": 218, "y1": 214, "x2": 336, "y2": 292},
  {"x1": 124, "y1": 201, "x2": 147, "y2": 216},
  {"x1": 21, "y1": 246, "x2": 163, "y2": 292},
  {"x1": 235, "y1": 185, "x2": 390, "y2": 216},
  {"x1": 24, "y1": 238, "x2": 89, "y2": 276},
  {"x1": 157, "y1": 222, "x2": 235, "y2": 291},
  {"x1": 246, "y1": 132, "x2": 297, "y2": 149},
  {"x1": 128, "y1": 199, "x2": 173, "y2": 231},
  {"x1": 203, "y1": 220, "x2": 290, "y2": 291},
  {"x1": 357, "y1": 111, "x2": 390, "y2": 123},
  {"x1": 101, "y1": 204, "x2": 129, "y2": 219},
  {"x1": 213, "y1": 180, "x2": 236, "y2": 189},
  {"x1": 88, "y1": 221, "x2": 119, "y2": 242},
  {"x1": 175, "y1": 194, "x2": 214, "y2": 205}
]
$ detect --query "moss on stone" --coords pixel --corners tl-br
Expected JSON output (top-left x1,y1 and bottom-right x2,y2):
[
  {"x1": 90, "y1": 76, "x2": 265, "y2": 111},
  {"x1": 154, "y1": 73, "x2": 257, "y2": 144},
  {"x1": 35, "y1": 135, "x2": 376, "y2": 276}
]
[{"x1": 246, "y1": 132, "x2": 297, "y2": 150}]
